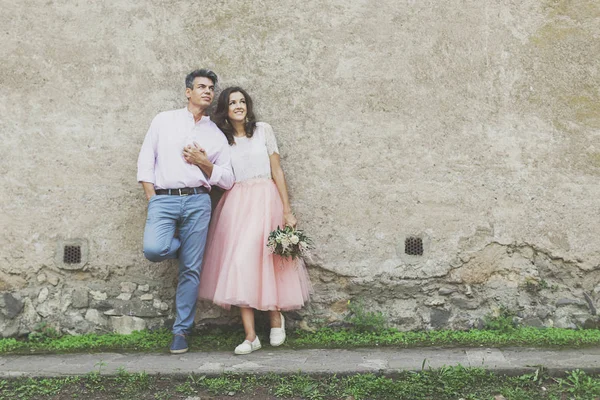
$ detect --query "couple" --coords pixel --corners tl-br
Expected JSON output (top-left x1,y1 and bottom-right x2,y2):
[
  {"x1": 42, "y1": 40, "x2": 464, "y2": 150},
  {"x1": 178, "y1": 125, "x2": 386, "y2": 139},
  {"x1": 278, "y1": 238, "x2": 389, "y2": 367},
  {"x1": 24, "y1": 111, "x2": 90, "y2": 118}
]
[{"x1": 137, "y1": 69, "x2": 311, "y2": 355}]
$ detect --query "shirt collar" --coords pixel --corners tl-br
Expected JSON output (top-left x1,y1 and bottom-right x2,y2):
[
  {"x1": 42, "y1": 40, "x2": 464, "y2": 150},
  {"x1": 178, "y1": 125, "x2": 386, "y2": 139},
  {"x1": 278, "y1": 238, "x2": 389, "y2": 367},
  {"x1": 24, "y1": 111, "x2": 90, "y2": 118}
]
[{"x1": 183, "y1": 107, "x2": 211, "y2": 124}]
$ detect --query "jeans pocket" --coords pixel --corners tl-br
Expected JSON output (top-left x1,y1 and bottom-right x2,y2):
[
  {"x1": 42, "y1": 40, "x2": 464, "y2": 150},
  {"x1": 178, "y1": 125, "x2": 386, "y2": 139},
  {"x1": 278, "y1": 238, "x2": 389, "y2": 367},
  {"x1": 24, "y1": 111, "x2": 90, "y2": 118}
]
[{"x1": 146, "y1": 195, "x2": 161, "y2": 219}]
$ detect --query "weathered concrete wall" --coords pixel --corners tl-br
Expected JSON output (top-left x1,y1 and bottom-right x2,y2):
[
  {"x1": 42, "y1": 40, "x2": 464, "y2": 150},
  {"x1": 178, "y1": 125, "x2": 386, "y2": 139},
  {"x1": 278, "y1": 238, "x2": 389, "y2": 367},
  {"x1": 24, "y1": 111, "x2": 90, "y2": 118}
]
[{"x1": 1, "y1": 0, "x2": 600, "y2": 336}]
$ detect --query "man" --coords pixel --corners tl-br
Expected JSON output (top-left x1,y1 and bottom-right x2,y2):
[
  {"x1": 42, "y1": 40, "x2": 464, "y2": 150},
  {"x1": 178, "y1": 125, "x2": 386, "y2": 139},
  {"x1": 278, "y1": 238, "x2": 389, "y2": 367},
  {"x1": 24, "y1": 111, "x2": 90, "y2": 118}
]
[{"x1": 137, "y1": 69, "x2": 234, "y2": 354}]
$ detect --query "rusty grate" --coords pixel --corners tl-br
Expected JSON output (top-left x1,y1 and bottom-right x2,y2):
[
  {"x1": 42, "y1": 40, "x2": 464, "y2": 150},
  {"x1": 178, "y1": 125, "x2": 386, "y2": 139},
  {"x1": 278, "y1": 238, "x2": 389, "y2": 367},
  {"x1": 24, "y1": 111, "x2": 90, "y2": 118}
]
[
  {"x1": 405, "y1": 237, "x2": 423, "y2": 256},
  {"x1": 63, "y1": 245, "x2": 81, "y2": 264}
]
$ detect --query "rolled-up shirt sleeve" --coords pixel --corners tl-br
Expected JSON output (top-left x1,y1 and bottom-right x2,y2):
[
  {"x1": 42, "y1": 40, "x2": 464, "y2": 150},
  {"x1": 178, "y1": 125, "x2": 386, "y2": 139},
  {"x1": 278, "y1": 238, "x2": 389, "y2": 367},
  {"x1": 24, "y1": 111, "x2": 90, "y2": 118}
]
[
  {"x1": 137, "y1": 118, "x2": 158, "y2": 184},
  {"x1": 208, "y1": 141, "x2": 234, "y2": 190}
]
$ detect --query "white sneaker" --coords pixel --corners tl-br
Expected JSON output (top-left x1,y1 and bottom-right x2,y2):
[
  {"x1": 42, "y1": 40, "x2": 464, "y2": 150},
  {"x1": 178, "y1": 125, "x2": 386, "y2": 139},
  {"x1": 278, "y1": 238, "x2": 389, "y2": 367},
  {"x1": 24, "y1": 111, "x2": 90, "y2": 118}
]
[
  {"x1": 270, "y1": 313, "x2": 286, "y2": 347},
  {"x1": 234, "y1": 336, "x2": 261, "y2": 355}
]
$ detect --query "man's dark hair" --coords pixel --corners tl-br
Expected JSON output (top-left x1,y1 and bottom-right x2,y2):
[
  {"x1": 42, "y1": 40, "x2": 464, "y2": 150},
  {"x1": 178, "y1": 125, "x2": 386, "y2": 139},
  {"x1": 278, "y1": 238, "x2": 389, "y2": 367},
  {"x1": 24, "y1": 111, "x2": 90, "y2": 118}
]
[{"x1": 185, "y1": 69, "x2": 218, "y2": 89}]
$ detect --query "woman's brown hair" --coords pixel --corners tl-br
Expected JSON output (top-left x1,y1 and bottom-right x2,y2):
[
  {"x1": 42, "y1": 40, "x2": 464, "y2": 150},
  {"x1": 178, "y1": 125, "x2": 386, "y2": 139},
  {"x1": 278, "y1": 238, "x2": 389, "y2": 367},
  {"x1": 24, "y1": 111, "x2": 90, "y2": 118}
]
[{"x1": 213, "y1": 87, "x2": 257, "y2": 145}]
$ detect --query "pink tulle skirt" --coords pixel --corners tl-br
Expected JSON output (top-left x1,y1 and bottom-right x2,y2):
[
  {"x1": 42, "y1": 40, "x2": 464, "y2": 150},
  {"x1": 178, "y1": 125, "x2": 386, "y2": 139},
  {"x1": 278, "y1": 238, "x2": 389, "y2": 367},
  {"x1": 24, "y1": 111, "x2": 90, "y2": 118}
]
[{"x1": 198, "y1": 178, "x2": 312, "y2": 311}]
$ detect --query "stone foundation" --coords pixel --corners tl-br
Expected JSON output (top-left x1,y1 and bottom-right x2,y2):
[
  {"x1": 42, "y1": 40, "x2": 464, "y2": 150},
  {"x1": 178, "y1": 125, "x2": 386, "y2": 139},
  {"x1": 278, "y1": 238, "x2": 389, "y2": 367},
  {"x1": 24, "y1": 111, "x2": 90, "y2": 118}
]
[{"x1": 1, "y1": 241, "x2": 599, "y2": 336}]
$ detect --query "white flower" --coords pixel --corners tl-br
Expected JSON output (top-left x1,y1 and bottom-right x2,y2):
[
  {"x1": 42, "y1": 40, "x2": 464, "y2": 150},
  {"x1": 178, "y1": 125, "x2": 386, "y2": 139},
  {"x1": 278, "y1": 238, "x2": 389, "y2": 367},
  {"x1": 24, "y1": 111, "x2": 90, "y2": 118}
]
[
  {"x1": 290, "y1": 235, "x2": 300, "y2": 245},
  {"x1": 299, "y1": 241, "x2": 308, "y2": 251},
  {"x1": 281, "y1": 237, "x2": 291, "y2": 248}
]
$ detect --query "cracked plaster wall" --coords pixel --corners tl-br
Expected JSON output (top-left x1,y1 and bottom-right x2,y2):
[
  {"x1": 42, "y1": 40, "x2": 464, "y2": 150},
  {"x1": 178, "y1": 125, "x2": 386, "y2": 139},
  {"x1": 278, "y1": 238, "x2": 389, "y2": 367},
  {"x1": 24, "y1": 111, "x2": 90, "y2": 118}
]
[{"x1": 1, "y1": 0, "x2": 600, "y2": 336}]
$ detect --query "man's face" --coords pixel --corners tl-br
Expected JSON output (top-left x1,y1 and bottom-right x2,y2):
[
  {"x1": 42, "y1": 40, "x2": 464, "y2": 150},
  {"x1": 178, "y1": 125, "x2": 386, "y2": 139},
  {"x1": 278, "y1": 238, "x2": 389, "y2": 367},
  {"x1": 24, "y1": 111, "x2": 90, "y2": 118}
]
[{"x1": 186, "y1": 77, "x2": 215, "y2": 108}]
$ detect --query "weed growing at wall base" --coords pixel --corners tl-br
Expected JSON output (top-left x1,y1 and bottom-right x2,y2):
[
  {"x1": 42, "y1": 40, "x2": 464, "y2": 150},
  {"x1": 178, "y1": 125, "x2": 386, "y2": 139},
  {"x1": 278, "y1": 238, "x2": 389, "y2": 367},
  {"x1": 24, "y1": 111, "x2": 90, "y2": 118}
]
[
  {"x1": 482, "y1": 306, "x2": 518, "y2": 333},
  {"x1": 345, "y1": 299, "x2": 387, "y2": 332},
  {"x1": 27, "y1": 322, "x2": 62, "y2": 343}
]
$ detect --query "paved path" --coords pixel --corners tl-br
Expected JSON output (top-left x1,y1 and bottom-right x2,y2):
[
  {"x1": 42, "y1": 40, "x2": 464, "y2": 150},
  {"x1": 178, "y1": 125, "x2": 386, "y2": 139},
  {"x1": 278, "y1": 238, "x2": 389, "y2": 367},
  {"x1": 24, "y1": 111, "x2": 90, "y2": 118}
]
[{"x1": 1, "y1": 347, "x2": 599, "y2": 378}]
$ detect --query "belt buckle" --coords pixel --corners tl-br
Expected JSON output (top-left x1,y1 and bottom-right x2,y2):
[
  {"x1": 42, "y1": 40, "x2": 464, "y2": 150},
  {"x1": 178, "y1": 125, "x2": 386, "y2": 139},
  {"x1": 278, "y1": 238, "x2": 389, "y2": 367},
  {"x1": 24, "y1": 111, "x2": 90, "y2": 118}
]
[{"x1": 178, "y1": 188, "x2": 189, "y2": 196}]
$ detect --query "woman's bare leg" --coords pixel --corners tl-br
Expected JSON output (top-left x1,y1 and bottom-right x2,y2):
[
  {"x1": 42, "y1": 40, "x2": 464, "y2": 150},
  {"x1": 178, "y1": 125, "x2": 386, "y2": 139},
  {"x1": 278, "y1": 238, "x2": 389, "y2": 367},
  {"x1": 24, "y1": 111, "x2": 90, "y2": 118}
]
[
  {"x1": 240, "y1": 307, "x2": 257, "y2": 341},
  {"x1": 269, "y1": 310, "x2": 282, "y2": 328}
]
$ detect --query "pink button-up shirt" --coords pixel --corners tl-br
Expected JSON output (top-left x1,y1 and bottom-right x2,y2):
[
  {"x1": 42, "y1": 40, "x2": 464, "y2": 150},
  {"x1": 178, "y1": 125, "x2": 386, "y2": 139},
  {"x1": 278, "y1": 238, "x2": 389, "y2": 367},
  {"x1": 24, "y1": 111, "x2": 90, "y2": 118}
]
[{"x1": 137, "y1": 107, "x2": 234, "y2": 190}]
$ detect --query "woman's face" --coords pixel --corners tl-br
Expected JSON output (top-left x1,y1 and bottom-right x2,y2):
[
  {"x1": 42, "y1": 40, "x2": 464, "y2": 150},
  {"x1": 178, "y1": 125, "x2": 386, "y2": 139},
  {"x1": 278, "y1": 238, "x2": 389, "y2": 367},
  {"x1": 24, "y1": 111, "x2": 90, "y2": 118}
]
[{"x1": 227, "y1": 91, "x2": 247, "y2": 123}]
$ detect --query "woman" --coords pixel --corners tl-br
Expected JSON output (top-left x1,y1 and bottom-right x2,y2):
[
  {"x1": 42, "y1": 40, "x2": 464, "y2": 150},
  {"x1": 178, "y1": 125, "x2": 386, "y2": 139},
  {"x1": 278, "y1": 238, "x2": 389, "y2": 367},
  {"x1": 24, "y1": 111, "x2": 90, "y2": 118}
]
[{"x1": 187, "y1": 87, "x2": 311, "y2": 355}]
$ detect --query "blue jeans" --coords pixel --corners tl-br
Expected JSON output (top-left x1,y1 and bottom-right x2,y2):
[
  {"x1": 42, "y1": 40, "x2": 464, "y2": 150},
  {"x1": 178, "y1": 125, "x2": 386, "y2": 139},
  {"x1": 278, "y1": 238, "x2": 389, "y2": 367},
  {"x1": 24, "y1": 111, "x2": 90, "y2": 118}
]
[{"x1": 143, "y1": 193, "x2": 211, "y2": 334}]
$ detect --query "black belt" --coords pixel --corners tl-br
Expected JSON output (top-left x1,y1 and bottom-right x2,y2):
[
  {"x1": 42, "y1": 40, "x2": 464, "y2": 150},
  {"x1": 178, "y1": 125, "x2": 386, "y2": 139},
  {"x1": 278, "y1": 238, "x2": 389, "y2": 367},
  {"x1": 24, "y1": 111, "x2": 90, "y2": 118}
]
[{"x1": 155, "y1": 187, "x2": 208, "y2": 196}]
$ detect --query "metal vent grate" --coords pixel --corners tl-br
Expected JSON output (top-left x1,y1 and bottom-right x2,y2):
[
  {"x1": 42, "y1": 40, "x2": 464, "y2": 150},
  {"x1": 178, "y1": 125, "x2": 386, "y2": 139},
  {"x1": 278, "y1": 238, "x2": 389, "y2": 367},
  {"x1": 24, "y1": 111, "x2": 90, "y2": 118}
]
[
  {"x1": 63, "y1": 245, "x2": 81, "y2": 264},
  {"x1": 404, "y1": 237, "x2": 423, "y2": 256}
]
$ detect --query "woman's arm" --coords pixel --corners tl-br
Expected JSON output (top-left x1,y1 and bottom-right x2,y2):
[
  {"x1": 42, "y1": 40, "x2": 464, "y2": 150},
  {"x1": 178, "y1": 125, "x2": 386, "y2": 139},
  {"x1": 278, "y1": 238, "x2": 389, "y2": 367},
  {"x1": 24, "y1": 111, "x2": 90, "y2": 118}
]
[{"x1": 269, "y1": 153, "x2": 297, "y2": 227}]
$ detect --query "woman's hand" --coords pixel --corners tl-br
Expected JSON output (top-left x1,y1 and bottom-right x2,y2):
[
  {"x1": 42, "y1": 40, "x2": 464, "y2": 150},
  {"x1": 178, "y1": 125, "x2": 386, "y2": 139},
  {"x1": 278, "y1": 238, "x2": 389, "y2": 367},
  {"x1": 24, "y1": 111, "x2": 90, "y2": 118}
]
[
  {"x1": 183, "y1": 142, "x2": 209, "y2": 166},
  {"x1": 284, "y1": 211, "x2": 297, "y2": 228}
]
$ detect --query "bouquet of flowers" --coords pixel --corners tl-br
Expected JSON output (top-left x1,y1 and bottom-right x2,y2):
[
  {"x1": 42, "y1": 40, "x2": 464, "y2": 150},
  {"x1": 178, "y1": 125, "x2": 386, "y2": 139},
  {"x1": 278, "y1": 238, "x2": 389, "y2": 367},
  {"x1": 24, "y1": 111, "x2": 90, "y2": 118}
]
[{"x1": 267, "y1": 225, "x2": 312, "y2": 259}]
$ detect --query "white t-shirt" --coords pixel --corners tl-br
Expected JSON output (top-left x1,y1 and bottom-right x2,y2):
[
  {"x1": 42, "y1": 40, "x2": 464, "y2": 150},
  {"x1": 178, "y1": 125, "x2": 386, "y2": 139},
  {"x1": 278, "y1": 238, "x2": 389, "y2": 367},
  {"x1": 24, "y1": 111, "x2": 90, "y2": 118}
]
[{"x1": 230, "y1": 122, "x2": 279, "y2": 183}]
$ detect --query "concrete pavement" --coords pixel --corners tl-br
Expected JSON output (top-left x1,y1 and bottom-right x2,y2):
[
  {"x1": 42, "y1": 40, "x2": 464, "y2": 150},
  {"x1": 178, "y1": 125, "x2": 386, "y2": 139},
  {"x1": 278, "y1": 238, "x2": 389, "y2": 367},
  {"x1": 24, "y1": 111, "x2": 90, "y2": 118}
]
[{"x1": 1, "y1": 347, "x2": 599, "y2": 378}]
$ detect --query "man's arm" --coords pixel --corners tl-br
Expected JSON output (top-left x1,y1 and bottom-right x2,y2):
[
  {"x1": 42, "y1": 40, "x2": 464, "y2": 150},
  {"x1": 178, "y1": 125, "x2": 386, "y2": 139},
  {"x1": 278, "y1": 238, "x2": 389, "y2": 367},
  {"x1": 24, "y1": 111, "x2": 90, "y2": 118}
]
[
  {"x1": 137, "y1": 117, "x2": 158, "y2": 199},
  {"x1": 141, "y1": 182, "x2": 156, "y2": 201}
]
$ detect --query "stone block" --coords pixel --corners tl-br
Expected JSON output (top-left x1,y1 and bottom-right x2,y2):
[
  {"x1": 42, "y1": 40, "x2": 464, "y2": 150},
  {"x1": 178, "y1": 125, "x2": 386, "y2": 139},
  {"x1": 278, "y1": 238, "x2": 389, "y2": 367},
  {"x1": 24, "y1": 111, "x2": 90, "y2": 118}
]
[
  {"x1": 38, "y1": 288, "x2": 49, "y2": 303},
  {"x1": 60, "y1": 291, "x2": 72, "y2": 313},
  {"x1": 120, "y1": 282, "x2": 137, "y2": 293},
  {"x1": 90, "y1": 300, "x2": 113, "y2": 311},
  {"x1": 2, "y1": 293, "x2": 24, "y2": 319},
  {"x1": 0, "y1": 272, "x2": 27, "y2": 291},
  {"x1": 438, "y1": 288, "x2": 456, "y2": 296},
  {"x1": 556, "y1": 298, "x2": 585, "y2": 307},
  {"x1": 449, "y1": 296, "x2": 481, "y2": 310},
  {"x1": 63, "y1": 311, "x2": 85, "y2": 328},
  {"x1": 522, "y1": 317, "x2": 544, "y2": 328},
  {"x1": 464, "y1": 285, "x2": 473, "y2": 298},
  {"x1": 90, "y1": 290, "x2": 107, "y2": 301},
  {"x1": 391, "y1": 315, "x2": 419, "y2": 330},
  {"x1": 117, "y1": 293, "x2": 133, "y2": 301},
  {"x1": 536, "y1": 307, "x2": 553, "y2": 319},
  {"x1": 554, "y1": 317, "x2": 577, "y2": 329},
  {"x1": 97, "y1": 299, "x2": 165, "y2": 317},
  {"x1": 47, "y1": 274, "x2": 60, "y2": 286},
  {"x1": 140, "y1": 294, "x2": 153, "y2": 301},
  {"x1": 0, "y1": 320, "x2": 20, "y2": 338},
  {"x1": 474, "y1": 318, "x2": 486, "y2": 330},
  {"x1": 36, "y1": 297, "x2": 60, "y2": 318},
  {"x1": 319, "y1": 274, "x2": 335, "y2": 283},
  {"x1": 138, "y1": 284, "x2": 150, "y2": 292},
  {"x1": 71, "y1": 288, "x2": 89, "y2": 308},
  {"x1": 329, "y1": 299, "x2": 349, "y2": 314},
  {"x1": 110, "y1": 316, "x2": 147, "y2": 334},
  {"x1": 429, "y1": 309, "x2": 451, "y2": 329},
  {"x1": 85, "y1": 309, "x2": 107, "y2": 326},
  {"x1": 583, "y1": 318, "x2": 600, "y2": 329},
  {"x1": 425, "y1": 298, "x2": 445, "y2": 307},
  {"x1": 21, "y1": 298, "x2": 40, "y2": 329}
]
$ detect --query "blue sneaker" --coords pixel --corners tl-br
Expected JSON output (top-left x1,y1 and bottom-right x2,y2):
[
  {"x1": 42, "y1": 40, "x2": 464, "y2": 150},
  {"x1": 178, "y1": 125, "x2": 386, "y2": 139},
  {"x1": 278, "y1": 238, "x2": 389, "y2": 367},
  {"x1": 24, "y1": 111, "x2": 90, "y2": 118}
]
[{"x1": 170, "y1": 334, "x2": 188, "y2": 354}]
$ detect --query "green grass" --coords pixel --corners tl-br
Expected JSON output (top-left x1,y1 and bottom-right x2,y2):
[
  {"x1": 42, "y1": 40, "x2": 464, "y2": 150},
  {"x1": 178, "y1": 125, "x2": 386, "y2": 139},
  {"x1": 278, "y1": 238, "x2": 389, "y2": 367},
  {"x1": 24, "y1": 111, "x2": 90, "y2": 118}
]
[
  {"x1": 293, "y1": 326, "x2": 600, "y2": 348},
  {"x1": 2, "y1": 325, "x2": 600, "y2": 355},
  {"x1": 2, "y1": 367, "x2": 600, "y2": 400},
  {"x1": 0, "y1": 329, "x2": 175, "y2": 354}
]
